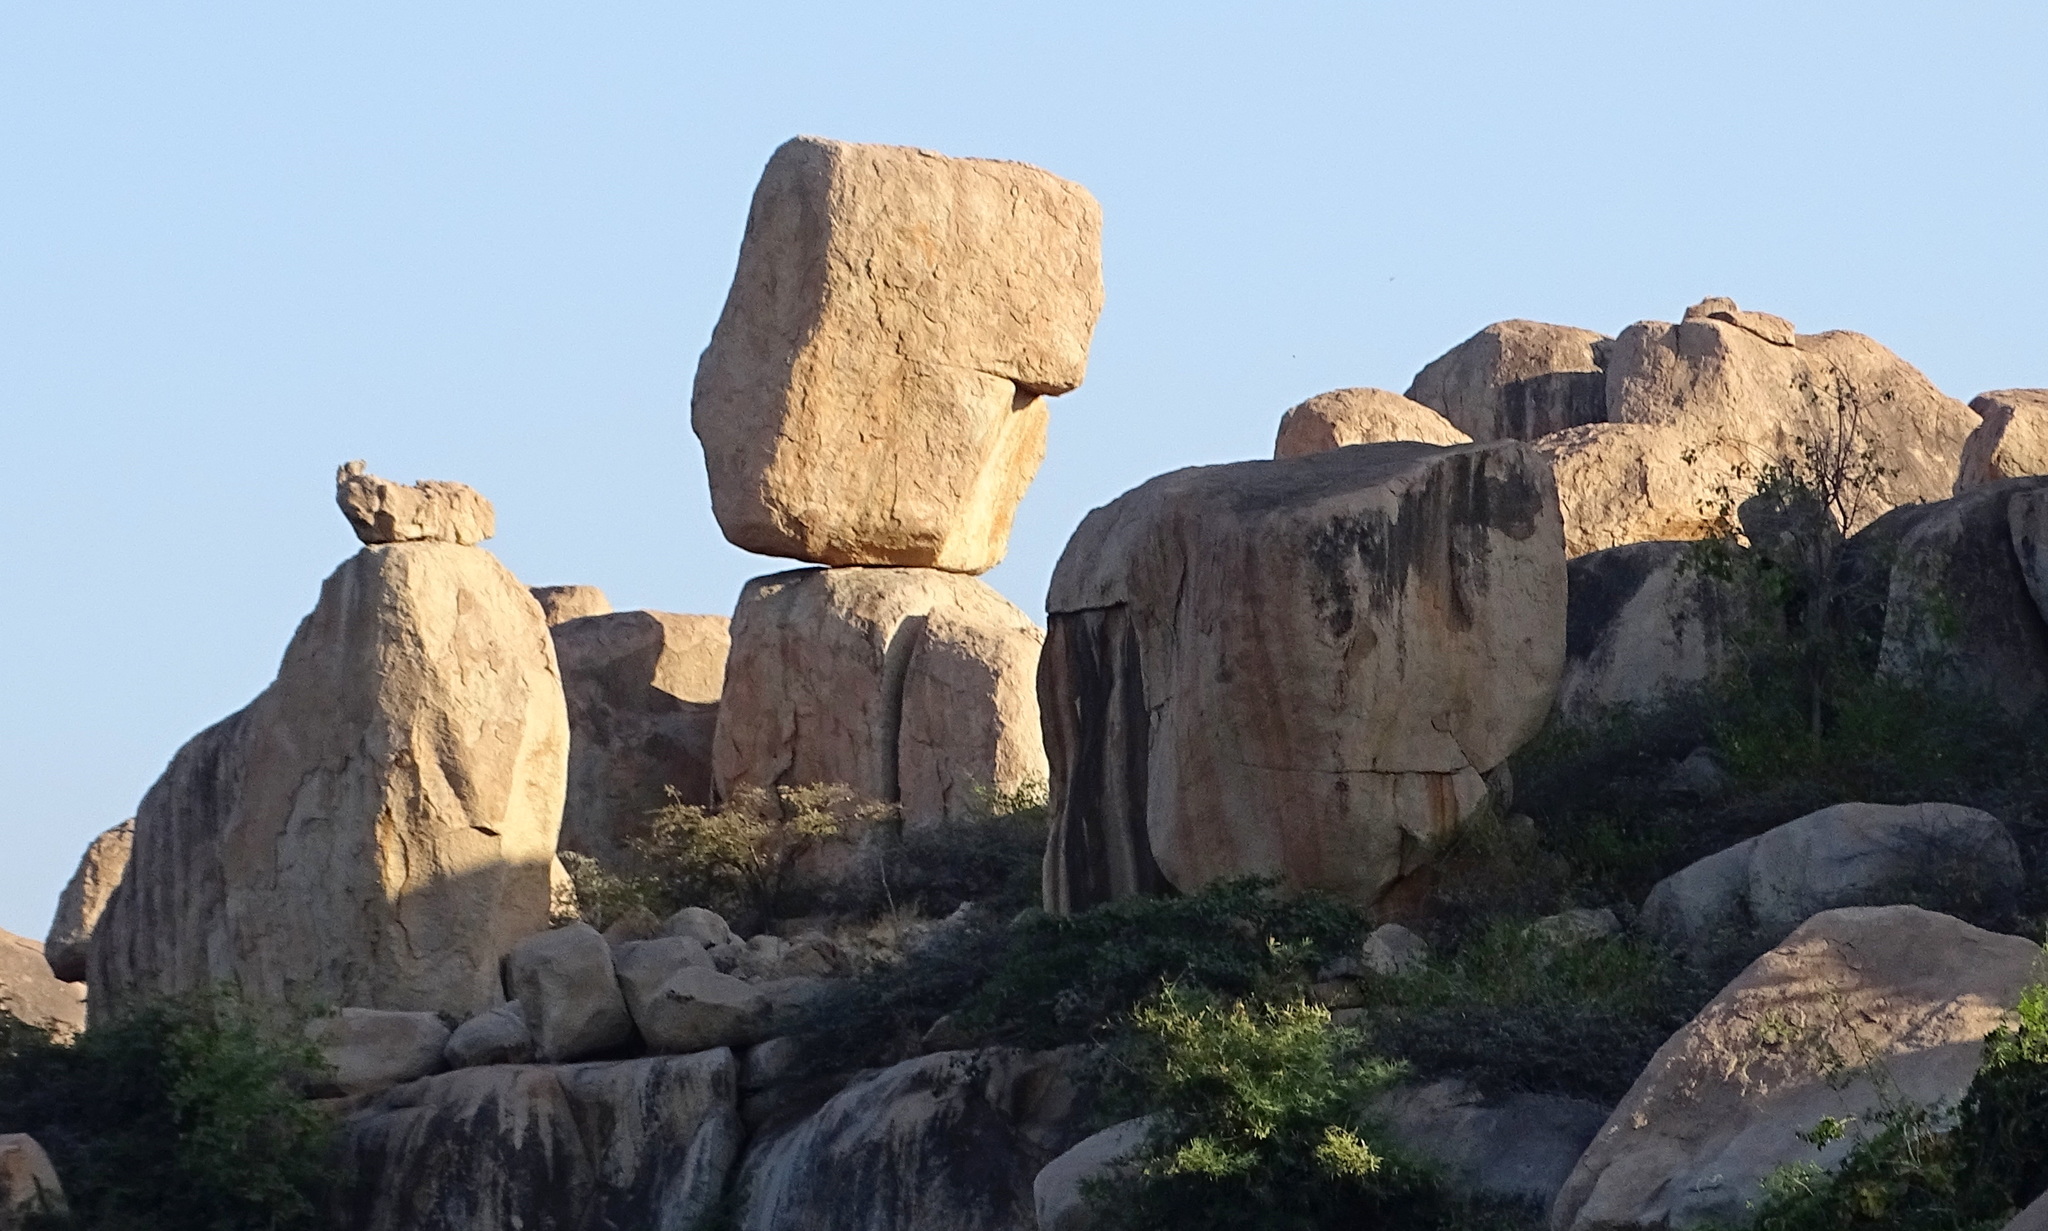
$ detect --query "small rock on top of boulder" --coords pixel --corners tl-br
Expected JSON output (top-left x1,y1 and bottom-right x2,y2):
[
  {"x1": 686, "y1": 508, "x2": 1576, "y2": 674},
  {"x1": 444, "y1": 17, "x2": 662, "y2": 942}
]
[
  {"x1": 1958, "y1": 389, "x2": 2048, "y2": 493},
  {"x1": 44, "y1": 818, "x2": 133, "y2": 983},
  {"x1": 1273, "y1": 387, "x2": 1470, "y2": 458},
  {"x1": 0, "y1": 931, "x2": 84, "y2": 1038},
  {"x1": 335, "y1": 460, "x2": 496, "y2": 546},
  {"x1": 529, "y1": 584, "x2": 614, "y2": 625},
  {"x1": 1406, "y1": 319, "x2": 1610, "y2": 443}
]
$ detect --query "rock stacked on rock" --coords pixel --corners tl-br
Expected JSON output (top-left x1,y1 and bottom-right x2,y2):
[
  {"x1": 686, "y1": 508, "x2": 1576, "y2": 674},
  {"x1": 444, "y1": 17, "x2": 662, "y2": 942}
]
[
  {"x1": 90, "y1": 466, "x2": 569, "y2": 1021},
  {"x1": 0, "y1": 931, "x2": 84, "y2": 1038},
  {"x1": 1554, "y1": 906, "x2": 2043, "y2": 1230},
  {"x1": 1957, "y1": 389, "x2": 2048, "y2": 492},
  {"x1": 304, "y1": 1007, "x2": 451, "y2": 1098},
  {"x1": 715, "y1": 567, "x2": 1047, "y2": 825},
  {"x1": 43, "y1": 819, "x2": 132, "y2": 983},
  {"x1": 554, "y1": 610, "x2": 729, "y2": 866},
  {"x1": 1406, "y1": 319, "x2": 1611, "y2": 442},
  {"x1": 529, "y1": 584, "x2": 614, "y2": 625},
  {"x1": 1273, "y1": 387, "x2": 1470, "y2": 458},
  {"x1": 693, "y1": 136, "x2": 1104, "y2": 575},
  {"x1": 1040, "y1": 440, "x2": 1566, "y2": 913}
]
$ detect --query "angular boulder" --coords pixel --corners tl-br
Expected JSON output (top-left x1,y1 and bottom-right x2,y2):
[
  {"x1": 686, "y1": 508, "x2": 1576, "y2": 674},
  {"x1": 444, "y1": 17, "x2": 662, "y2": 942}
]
[
  {"x1": 1552, "y1": 906, "x2": 2045, "y2": 1231},
  {"x1": 305, "y1": 1007, "x2": 451, "y2": 1098},
  {"x1": 715, "y1": 567, "x2": 1046, "y2": 811},
  {"x1": 737, "y1": 1047, "x2": 1087, "y2": 1231},
  {"x1": 693, "y1": 136, "x2": 1104, "y2": 574},
  {"x1": 1273, "y1": 387, "x2": 1471, "y2": 458},
  {"x1": 91, "y1": 475, "x2": 568, "y2": 1021},
  {"x1": 335, "y1": 460, "x2": 495, "y2": 546},
  {"x1": 1957, "y1": 389, "x2": 2048, "y2": 492},
  {"x1": 1406, "y1": 319, "x2": 1610, "y2": 442},
  {"x1": 1373, "y1": 1079, "x2": 1609, "y2": 1208},
  {"x1": 44, "y1": 819, "x2": 132, "y2": 983},
  {"x1": 1041, "y1": 441, "x2": 1566, "y2": 912},
  {"x1": 0, "y1": 932, "x2": 84, "y2": 1038},
  {"x1": 1559, "y1": 540, "x2": 1755, "y2": 724},
  {"x1": 1640, "y1": 802, "x2": 2023, "y2": 962},
  {"x1": 554, "y1": 610, "x2": 729, "y2": 867},
  {"x1": 337, "y1": 1050, "x2": 741, "y2": 1231},
  {"x1": 529, "y1": 584, "x2": 613, "y2": 625},
  {"x1": 443, "y1": 1000, "x2": 534, "y2": 1069},
  {"x1": 1033, "y1": 1116, "x2": 1156, "y2": 1231},
  {"x1": 505, "y1": 923, "x2": 634, "y2": 1063}
]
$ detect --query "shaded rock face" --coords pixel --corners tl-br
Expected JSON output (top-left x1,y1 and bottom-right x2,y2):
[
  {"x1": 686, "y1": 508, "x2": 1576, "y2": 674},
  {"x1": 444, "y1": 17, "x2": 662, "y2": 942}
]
[
  {"x1": 0, "y1": 932, "x2": 84, "y2": 1039},
  {"x1": 337, "y1": 1050, "x2": 741, "y2": 1231},
  {"x1": 1957, "y1": 389, "x2": 2048, "y2": 493},
  {"x1": 1553, "y1": 907, "x2": 2045, "y2": 1231},
  {"x1": 44, "y1": 819, "x2": 132, "y2": 983},
  {"x1": 1032, "y1": 1116, "x2": 1156, "y2": 1231},
  {"x1": 693, "y1": 136, "x2": 1104, "y2": 574},
  {"x1": 91, "y1": 537, "x2": 569, "y2": 1021},
  {"x1": 530, "y1": 585, "x2": 614, "y2": 626},
  {"x1": 506, "y1": 923, "x2": 634, "y2": 1064},
  {"x1": 714, "y1": 567, "x2": 1046, "y2": 816},
  {"x1": 1640, "y1": 803, "x2": 2023, "y2": 962},
  {"x1": 335, "y1": 461, "x2": 496, "y2": 547},
  {"x1": 554, "y1": 611, "x2": 729, "y2": 867},
  {"x1": 0, "y1": 1134, "x2": 66, "y2": 1227},
  {"x1": 1559, "y1": 541, "x2": 1754, "y2": 725},
  {"x1": 1273, "y1": 387, "x2": 1471, "y2": 458},
  {"x1": 1405, "y1": 320, "x2": 1611, "y2": 443},
  {"x1": 1373, "y1": 1079, "x2": 1609, "y2": 1209},
  {"x1": 305, "y1": 1007, "x2": 449, "y2": 1098},
  {"x1": 1041, "y1": 441, "x2": 1566, "y2": 913},
  {"x1": 737, "y1": 1048, "x2": 1087, "y2": 1231},
  {"x1": 1846, "y1": 476, "x2": 2048, "y2": 714}
]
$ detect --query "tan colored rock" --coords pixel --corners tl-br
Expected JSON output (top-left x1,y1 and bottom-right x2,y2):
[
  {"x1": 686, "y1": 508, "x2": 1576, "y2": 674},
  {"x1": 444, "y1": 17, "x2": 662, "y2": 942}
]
[
  {"x1": 0, "y1": 1135, "x2": 67, "y2": 1229},
  {"x1": 897, "y1": 607, "x2": 1047, "y2": 827},
  {"x1": 1959, "y1": 389, "x2": 2048, "y2": 493},
  {"x1": 44, "y1": 819, "x2": 132, "y2": 983},
  {"x1": 530, "y1": 584, "x2": 613, "y2": 625},
  {"x1": 335, "y1": 460, "x2": 495, "y2": 546},
  {"x1": 1559, "y1": 540, "x2": 1756, "y2": 724},
  {"x1": 305, "y1": 1007, "x2": 451, "y2": 1098},
  {"x1": 692, "y1": 136, "x2": 1104, "y2": 574},
  {"x1": 715, "y1": 567, "x2": 1045, "y2": 808},
  {"x1": 1603, "y1": 301, "x2": 1974, "y2": 538},
  {"x1": 1536, "y1": 421, "x2": 1743, "y2": 557},
  {"x1": 555, "y1": 611, "x2": 729, "y2": 867},
  {"x1": 1041, "y1": 441, "x2": 1566, "y2": 913},
  {"x1": 1406, "y1": 320, "x2": 1610, "y2": 442},
  {"x1": 1552, "y1": 906, "x2": 2045, "y2": 1231},
  {"x1": 0, "y1": 931, "x2": 83, "y2": 1038},
  {"x1": 1273, "y1": 387, "x2": 1470, "y2": 458},
  {"x1": 505, "y1": 923, "x2": 634, "y2": 1063},
  {"x1": 91, "y1": 534, "x2": 568, "y2": 1022}
]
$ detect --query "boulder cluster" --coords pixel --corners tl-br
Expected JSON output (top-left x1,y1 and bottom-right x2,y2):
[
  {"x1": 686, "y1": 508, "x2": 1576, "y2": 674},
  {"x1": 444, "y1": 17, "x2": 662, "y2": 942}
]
[{"x1": 6, "y1": 132, "x2": 2048, "y2": 1231}]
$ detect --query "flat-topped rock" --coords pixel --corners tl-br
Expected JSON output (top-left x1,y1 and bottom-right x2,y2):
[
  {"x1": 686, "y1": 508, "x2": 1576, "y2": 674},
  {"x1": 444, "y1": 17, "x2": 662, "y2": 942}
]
[
  {"x1": 335, "y1": 460, "x2": 495, "y2": 546},
  {"x1": 693, "y1": 136, "x2": 1104, "y2": 574},
  {"x1": 1273, "y1": 387, "x2": 1470, "y2": 458}
]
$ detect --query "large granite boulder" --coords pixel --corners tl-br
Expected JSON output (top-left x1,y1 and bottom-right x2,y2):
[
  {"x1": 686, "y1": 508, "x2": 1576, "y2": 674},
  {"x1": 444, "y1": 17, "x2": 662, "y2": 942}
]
[
  {"x1": 554, "y1": 610, "x2": 728, "y2": 867},
  {"x1": 1957, "y1": 389, "x2": 2048, "y2": 492},
  {"x1": 0, "y1": 932, "x2": 83, "y2": 1038},
  {"x1": 1373, "y1": 1079, "x2": 1610, "y2": 1209},
  {"x1": 43, "y1": 819, "x2": 132, "y2": 983},
  {"x1": 1558, "y1": 540, "x2": 1755, "y2": 724},
  {"x1": 530, "y1": 584, "x2": 613, "y2": 626},
  {"x1": 1850, "y1": 477, "x2": 2048, "y2": 713},
  {"x1": 337, "y1": 1050, "x2": 741, "y2": 1231},
  {"x1": 1535, "y1": 420, "x2": 1732, "y2": 557},
  {"x1": 1273, "y1": 387, "x2": 1470, "y2": 458},
  {"x1": 1640, "y1": 803, "x2": 2023, "y2": 962},
  {"x1": 1406, "y1": 319, "x2": 1610, "y2": 442},
  {"x1": 693, "y1": 136, "x2": 1104, "y2": 574},
  {"x1": 736, "y1": 1047, "x2": 1087, "y2": 1231},
  {"x1": 715, "y1": 567, "x2": 1046, "y2": 814},
  {"x1": 305, "y1": 1007, "x2": 451, "y2": 1098},
  {"x1": 1032, "y1": 1116, "x2": 1156, "y2": 1231},
  {"x1": 505, "y1": 923, "x2": 634, "y2": 1063},
  {"x1": 90, "y1": 469, "x2": 568, "y2": 1021},
  {"x1": 1552, "y1": 906, "x2": 2045, "y2": 1230},
  {"x1": 1041, "y1": 440, "x2": 1566, "y2": 913},
  {"x1": 0, "y1": 1135, "x2": 66, "y2": 1229}
]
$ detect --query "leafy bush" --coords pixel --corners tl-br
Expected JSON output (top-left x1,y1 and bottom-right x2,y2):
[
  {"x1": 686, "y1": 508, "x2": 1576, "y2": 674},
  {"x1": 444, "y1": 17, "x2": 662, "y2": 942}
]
[
  {"x1": 635, "y1": 782, "x2": 895, "y2": 928},
  {"x1": 0, "y1": 993, "x2": 332, "y2": 1231},
  {"x1": 1740, "y1": 978, "x2": 2048, "y2": 1231}
]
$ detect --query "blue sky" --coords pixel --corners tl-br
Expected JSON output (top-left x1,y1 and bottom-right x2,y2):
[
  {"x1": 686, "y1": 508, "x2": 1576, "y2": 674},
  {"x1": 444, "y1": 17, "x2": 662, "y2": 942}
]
[{"x1": 2, "y1": 2, "x2": 2043, "y2": 939}]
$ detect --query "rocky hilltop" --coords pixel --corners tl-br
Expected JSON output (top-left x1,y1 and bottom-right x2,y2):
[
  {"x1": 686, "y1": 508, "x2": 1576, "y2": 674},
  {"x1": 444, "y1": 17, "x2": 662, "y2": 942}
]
[{"x1": 4, "y1": 136, "x2": 2047, "y2": 1231}]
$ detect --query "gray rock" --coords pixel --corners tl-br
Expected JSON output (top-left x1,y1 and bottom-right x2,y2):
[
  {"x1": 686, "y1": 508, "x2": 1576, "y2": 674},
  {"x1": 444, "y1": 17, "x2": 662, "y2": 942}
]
[
  {"x1": 2007, "y1": 1189, "x2": 2048, "y2": 1231},
  {"x1": 631, "y1": 966, "x2": 769, "y2": 1055},
  {"x1": 615, "y1": 936, "x2": 715, "y2": 1005},
  {"x1": 305, "y1": 1007, "x2": 451, "y2": 1098},
  {"x1": 1662, "y1": 747, "x2": 1732, "y2": 801},
  {"x1": 1642, "y1": 802, "x2": 2023, "y2": 961},
  {"x1": 43, "y1": 819, "x2": 132, "y2": 983},
  {"x1": 1323, "y1": 923, "x2": 1431, "y2": 978},
  {"x1": 1529, "y1": 907, "x2": 1621, "y2": 947},
  {"x1": 1559, "y1": 541, "x2": 1755, "y2": 726},
  {"x1": 337, "y1": 1050, "x2": 741, "y2": 1231},
  {"x1": 737, "y1": 1047, "x2": 1089, "y2": 1231},
  {"x1": 741, "y1": 1037, "x2": 807, "y2": 1092},
  {"x1": 664, "y1": 906, "x2": 735, "y2": 948},
  {"x1": 443, "y1": 1000, "x2": 534, "y2": 1069},
  {"x1": 1033, "y1": 1116, "x2": 1157, "y2": 1231},
  {"x1": 504, "y1": 923, "x2": 634, "y2": 1062},
  {"x1": 1372, "y1": 1079, "x2": 1608, "y2": 1207},
  {"x1": 0, "y1": 1134, "x2": 67, "y2": 1227}
]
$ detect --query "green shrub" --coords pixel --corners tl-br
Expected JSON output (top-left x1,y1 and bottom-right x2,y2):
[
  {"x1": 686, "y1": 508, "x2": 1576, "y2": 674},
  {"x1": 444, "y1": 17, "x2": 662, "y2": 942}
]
[
  {"x1": 635, "y1": 782, "x2": 896, "y2": 927},
  {"x1": 0, "y1": 992, "x2": 332, "y2": 1231}
]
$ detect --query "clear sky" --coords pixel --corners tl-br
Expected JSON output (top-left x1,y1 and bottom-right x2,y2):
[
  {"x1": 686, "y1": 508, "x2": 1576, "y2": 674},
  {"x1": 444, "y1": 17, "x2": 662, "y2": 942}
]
[{"x1": 2, "y1": 2, "x2": 2043, "y2": 940}]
